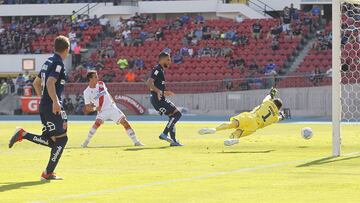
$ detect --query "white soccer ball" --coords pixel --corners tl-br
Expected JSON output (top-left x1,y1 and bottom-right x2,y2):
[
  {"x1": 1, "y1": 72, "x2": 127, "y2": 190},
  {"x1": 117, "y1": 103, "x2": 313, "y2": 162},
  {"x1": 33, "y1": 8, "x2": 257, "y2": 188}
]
[{"x1": 301, "y1": 127, "x2": 313, "y2": 139}]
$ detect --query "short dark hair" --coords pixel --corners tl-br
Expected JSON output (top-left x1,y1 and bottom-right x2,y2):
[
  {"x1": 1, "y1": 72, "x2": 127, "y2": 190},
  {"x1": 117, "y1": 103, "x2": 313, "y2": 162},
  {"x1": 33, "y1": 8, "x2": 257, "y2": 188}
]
[
  {"x1": 273, "y1": 98, "x2": 283, "y2": 110},
  {"x1": 158, "y1": 52, "x2": 170, "y2": 60},
  {"x1": 87, "y1": 70, "x2": 97, "y2": 82},
  {"x1": 54, "y1": 35, "x2": 70, "y2": 53}
]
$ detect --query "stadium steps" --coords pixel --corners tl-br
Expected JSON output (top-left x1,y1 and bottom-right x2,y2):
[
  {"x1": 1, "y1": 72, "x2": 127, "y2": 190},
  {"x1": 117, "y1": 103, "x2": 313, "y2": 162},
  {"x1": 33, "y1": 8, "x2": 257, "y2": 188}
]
[{"x1": 286, "y1": 38, "x2": 317, "y2": 74}]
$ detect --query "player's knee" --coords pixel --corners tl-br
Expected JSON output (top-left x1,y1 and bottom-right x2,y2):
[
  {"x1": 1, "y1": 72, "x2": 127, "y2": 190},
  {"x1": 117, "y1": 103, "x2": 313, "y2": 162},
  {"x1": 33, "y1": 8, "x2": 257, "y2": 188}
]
[
  {"x1": 172, "y1": 110, "x2": 182, "y2": 119},
  {"x1": 120, "y1": 118, "x2": 131, "y2": 129},
  {"x1": 94, "y1": 119, "x2": 103, "y2": 128}
]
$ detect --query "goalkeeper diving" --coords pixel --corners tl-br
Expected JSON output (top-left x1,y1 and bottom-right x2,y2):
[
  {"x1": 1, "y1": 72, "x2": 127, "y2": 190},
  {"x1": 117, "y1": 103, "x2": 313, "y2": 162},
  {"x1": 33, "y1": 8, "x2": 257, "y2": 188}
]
[{"x1": 198, "y1": 88, "x2": 286, "y2": 146}]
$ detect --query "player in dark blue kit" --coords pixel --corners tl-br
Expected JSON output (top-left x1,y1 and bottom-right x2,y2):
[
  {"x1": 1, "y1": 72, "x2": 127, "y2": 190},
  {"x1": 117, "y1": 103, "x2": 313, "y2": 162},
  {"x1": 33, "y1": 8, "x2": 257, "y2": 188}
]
[
  {"x1": 146, "y1": 52, "x2": 183, "y2": 146},
  {"x1": 8, "y1": 36, "x2": 70, "y2": 181}
]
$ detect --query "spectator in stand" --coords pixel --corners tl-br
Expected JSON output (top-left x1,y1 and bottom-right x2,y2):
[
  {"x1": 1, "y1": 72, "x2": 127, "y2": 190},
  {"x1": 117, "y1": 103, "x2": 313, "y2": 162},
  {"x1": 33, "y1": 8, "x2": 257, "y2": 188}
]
[
  {"x1": 271, "y1": 37, "x2": 280, "y2": 50},
  {"x1": 15, "y1": 73, "x2": 25, "y2": 95},
  {"x1": 173, "y1": 52, "x2": 183, "y2": 64},
  {"x1": 221, "y1": 47, "x2": 233, "y2": 58},
  {"x1": 23, "y1": 70, "x2": 30, "y2": 81},
  {"x1": 282, "y1": 6, "x2": 292, "y2": 34},
  {"x1": 203, "y1": 27, "x2": 211, "y2": 40},
  {"x1": 264, "y1": 60, "x2": 278, "y2": 88},
  {"x1": 105, "y1": 45, "x2": 115, "y2": 58},
  {"x1": 188, "y1": 47, "x2": 194, "y2": 57},
  {"x1": 268, "y1": 24, "x2": 282, "y2": 39},
  {"x1": 211, "y1": 27, "x2": 220, "y2": 40},
  {"x1": 211, "y1": 47, "x2": 221, "y2": 58},
  {"x1": 194, "y1": 27, "x2": 203, "y2": 41},
  {"x1": 235, "y1": 58, "x2": 246, "y2": 70},
  {"x1": 303, "y1": 13, "x2": 313, "y2": 32},
  {"x1": 228, "y1": 57, "x2": 236, "y2": 69},
  {"x1": 114, "y1": 17, "x2": 123, "y2": 32},
  {"x1": 238, "y1": 32, "x2": 248, "y2": 47},
  {"x1": 63, "y1": 95, "x2": 74, "y2": 115},
  {"x1": 117, "y1": 58, "x2": 128, "y2": 70},
  {"x1": 74, "y1": 93, "x2": 85, "y2": 115},
  {"x1": 180, "y1": 14, "x2": 190, "y2": 24},
  {"x1": 133, "y1": 57, "x2": 145, "y2": 69},
  {"x1": 122, "y1": 29, "x2": 132, "y2": 46},
  {"x1": 292, "y1": 22, "x2": 302, "y2": 37},
  {"x1": 249, "y1": 59, "x2": 259, "y2": 73},
  {"x1": 194, "y1": 14, "x2": 204, "y2": 24},
  {"x1": 155, "y1": 28, "x2": 164, "y2": 41},
  {"x1": 99, "y1": 15, "x2": 110, "y2": 34},
  {"x1": 264, "y1": 60, "x2": 278, "y2": 76},
  {"x1": 0, "y1": 79, "x2": 8, "y2": 100},
  {"x1": 311, "y1": 6, "x2": 321, "y2": 17},
  {"x1": 125, "y1": 70, "x2": 136, "y2": 82},
  {"x1": 310, "y1": 66, "x2": 323, "y2": 85},
  {"x1": 252, "y1": 19, "x2": 262, "y2": 40},
  {"x1": 73, "y1": 43, "x2": 81, "y2": 67},
  {"x1": 235, "y1": 14, "x2": 244, "y2": 23},
  {"x1": 71, "y1": 10, "x2": 77, "y2": 23}
]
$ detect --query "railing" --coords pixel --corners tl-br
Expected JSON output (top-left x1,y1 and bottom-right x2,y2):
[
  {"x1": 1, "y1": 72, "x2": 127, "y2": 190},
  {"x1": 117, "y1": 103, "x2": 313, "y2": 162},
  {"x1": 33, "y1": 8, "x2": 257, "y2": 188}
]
[
  {"x1": 73, "y1": 2, "x2": 101, "y2": 17},
  {"x1": 247, "y1": 0, "x2": 277, "y2": 17}
]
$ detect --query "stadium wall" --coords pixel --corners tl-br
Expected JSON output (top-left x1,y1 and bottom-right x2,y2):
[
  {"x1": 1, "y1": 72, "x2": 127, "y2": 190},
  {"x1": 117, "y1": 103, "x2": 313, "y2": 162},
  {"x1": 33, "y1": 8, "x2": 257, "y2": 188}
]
[
  {"x1": 0, "y1": 55, "x2": 72, "y2": 74},
  {"x1": 123, "y1": 86, "x2": 332, "y2": 117}
]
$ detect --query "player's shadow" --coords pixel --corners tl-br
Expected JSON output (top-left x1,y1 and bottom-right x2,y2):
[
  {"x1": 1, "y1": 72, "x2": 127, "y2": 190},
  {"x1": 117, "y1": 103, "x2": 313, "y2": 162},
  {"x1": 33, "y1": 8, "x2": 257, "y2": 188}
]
[
  {"x1": 0, "y1": 180, "x2": 48, "y2": 192},
  {"x1": 297, "y1": 155, "x2": 360, "y2": 167},
  {"x1": 66, "y1": 145, "x2": 131, "y2": 150},
  {"x1": 219, "y1": 150, "x2": 275, "y2": 154},
  {"x1": 124, "y1": 146, "x2": 170, "y2": 151}
]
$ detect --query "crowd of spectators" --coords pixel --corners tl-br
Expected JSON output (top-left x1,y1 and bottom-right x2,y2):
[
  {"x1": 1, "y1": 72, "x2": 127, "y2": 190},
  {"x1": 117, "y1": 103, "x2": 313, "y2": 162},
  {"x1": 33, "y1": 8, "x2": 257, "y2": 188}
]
[{"x1": 0, "y1": 14, "x2": 99, "y2": 55}]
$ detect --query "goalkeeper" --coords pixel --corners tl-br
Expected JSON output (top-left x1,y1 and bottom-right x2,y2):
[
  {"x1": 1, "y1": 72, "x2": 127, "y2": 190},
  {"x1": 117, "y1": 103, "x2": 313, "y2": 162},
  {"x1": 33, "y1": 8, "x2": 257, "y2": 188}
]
[{"x1": 198, "y1": 88, "x2": 286, "y2": 146}]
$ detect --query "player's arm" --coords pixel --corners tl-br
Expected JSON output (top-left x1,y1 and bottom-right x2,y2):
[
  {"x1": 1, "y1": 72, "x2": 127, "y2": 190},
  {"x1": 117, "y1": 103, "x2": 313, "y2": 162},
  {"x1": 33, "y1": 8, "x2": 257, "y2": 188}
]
[
  {"x1": 47, "y1": 63, "x2": 64, "y2": 114},
  {"x1": 83, "y1": 91, "x2": 97, "y2": 113},
  {"x1": 164, "y1": 90, "x2": 175, "y2": 97},
  {"x1": 146, "y1": 78, "x2": 162, "y2": 100},
  {"x1": 84, "y1": 103, "x2": 97, "y2": 113},
  {"x1": 46, "y1": 76, "x2": 61, "y2": 114},
  {"x1": 263, "y1": 87, "x2": 278, "y2": 102},
  {"x1": 33, "y1": 76, "x2": 42, "y2": 97}
]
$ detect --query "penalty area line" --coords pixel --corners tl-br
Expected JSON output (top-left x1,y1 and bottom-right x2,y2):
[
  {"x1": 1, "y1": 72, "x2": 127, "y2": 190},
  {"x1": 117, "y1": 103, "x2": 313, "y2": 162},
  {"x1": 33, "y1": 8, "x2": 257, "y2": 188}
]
[{"x1": 28, "y1": 151, "x2": 360, "y2": 203}]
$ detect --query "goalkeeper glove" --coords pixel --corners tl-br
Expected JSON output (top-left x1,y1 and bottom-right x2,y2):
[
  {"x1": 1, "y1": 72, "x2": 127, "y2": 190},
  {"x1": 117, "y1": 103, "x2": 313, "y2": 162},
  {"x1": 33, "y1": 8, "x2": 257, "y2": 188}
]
[
  {"x1": 269, "y1": 87, "x2": 278, "y2": 99},
  {"x1": 279, "y1": 111, "x2": 286, "y2": 121}
]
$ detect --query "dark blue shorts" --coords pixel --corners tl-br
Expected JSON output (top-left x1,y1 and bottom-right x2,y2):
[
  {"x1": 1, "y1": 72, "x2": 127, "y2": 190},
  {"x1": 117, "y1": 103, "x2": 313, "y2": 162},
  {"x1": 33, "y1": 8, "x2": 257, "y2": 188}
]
[
  {"x1": 39, "y1": 105, "x2": 68, "y2": 138},
  {"x1": 150, "y1": 95, "x2": 177, "y2": 116}
]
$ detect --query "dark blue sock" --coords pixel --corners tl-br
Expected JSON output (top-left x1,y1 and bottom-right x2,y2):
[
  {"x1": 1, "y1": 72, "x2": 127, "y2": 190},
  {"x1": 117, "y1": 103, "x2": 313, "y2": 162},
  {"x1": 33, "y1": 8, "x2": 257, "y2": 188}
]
[
  {"x1": 169, "y1": 126, "x2": 176, "y2": 142},
  {"x1": 163, "y1": 111, "x2": 182, "y2": 136},
  {"x1": 46, "y1": 136, "x2": 68, "y2": 174}
]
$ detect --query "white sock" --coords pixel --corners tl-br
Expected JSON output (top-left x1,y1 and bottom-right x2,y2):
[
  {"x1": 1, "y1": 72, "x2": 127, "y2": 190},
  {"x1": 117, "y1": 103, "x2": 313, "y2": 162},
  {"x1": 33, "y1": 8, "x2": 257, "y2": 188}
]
[
  {"x1": 85, "y1": 127, "x2": 97, "y2": 143},
  {"x1": 126, "y1": 129, "x2": 139, "y2": 143}
]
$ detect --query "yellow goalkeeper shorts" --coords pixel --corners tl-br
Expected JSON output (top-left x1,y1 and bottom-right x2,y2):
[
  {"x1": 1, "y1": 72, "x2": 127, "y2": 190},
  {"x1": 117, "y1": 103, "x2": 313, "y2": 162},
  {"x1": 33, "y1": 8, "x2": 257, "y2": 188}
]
[{"x1": 230, "y1": 112, "x2": 259, "y2": 134}]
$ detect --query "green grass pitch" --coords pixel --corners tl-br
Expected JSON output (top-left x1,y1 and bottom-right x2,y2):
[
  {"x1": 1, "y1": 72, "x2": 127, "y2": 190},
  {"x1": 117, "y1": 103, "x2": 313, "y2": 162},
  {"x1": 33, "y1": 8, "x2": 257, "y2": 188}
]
[{"x1": 0, "y1": 121, "x2": 360, "y2": 202}]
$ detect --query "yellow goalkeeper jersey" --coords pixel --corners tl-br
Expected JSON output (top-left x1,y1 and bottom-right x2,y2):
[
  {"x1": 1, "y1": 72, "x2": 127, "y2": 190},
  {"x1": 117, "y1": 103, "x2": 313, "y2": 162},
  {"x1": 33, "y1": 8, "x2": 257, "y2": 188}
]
[{"x1": 251, "y1": 96, "x2": 280, "y2": 129}]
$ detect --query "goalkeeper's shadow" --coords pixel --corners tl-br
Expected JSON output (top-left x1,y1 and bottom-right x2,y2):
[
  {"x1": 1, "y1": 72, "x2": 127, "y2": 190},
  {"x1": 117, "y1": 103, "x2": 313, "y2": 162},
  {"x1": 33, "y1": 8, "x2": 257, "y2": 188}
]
[
  {"x1": 0, "y1": 180, "x2": 48, "y2": 192},
  {"x1": 297, "y1": 154, "x2": 360, "y2": 167}
]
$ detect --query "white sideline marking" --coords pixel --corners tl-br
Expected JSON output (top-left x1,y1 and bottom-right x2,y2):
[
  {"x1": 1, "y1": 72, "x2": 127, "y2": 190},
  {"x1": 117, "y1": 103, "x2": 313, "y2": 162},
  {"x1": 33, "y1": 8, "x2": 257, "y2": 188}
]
[{"x1": 29, "y1": 151, "x2": 360, "y2": 203}]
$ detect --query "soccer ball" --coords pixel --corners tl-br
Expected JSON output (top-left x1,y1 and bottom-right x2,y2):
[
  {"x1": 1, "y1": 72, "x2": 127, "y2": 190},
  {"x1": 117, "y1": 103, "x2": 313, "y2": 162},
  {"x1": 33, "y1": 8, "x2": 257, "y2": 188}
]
[{"x1": 301, "y1": 127, "x2": 313, "y2": 139}]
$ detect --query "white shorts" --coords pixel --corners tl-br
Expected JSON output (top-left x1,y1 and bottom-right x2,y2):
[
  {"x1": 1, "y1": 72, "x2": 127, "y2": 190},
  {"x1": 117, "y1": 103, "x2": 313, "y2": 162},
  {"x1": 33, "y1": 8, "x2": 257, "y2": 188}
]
[
  {"x1": 96, "y1": 105, "x2": 126, "y2": 124},
  {"x1": 283, "y1": 24, "x2": 291, "y2": 32}
]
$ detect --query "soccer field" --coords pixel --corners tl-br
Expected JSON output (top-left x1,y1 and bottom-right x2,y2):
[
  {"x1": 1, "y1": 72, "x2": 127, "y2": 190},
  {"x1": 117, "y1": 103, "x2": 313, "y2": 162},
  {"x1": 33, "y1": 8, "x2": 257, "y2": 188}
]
[{"x1": 0, "y1": 121, "x2": 360, "y2": 203}]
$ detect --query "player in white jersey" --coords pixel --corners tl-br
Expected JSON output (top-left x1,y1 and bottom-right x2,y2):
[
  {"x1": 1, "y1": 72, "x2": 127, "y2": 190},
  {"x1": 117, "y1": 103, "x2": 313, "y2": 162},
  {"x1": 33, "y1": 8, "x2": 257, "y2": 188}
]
[{"x1": 81, "y1": 70, "x2": 143, "y2": 147}]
